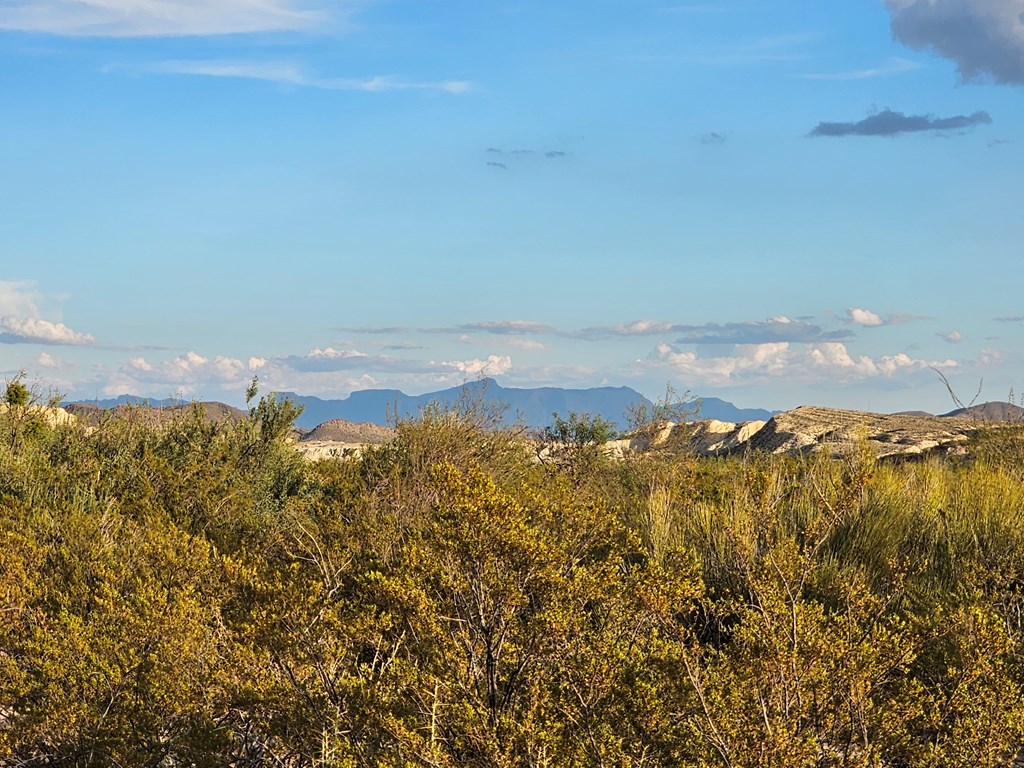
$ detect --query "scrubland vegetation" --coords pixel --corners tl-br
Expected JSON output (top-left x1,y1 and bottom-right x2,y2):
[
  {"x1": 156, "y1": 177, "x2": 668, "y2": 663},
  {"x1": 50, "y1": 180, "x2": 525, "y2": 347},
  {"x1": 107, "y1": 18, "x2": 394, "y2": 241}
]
[{"x1": 2, "y1": 387, "x2": 1024, "y2": 767}]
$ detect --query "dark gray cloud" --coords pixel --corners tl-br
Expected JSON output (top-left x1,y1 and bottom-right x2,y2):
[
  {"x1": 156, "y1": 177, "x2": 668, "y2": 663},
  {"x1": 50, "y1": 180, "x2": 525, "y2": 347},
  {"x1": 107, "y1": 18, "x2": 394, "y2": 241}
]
[
  {"x1": 809, "y1": 108, "x2": 992, "y2": 137},
  {"x1": 887, "y1": 0, "x2": 1024, "y2": 85},
  {"x1": 486, "y1": 161, "x2": 507, "y2": 170}
]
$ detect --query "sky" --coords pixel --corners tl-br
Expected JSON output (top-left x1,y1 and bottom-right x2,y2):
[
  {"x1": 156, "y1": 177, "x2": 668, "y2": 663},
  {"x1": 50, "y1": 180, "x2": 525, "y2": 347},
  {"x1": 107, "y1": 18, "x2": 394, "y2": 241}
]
[{"x1": 1, "y1": 0, "x2": 1022, "y2": 414}]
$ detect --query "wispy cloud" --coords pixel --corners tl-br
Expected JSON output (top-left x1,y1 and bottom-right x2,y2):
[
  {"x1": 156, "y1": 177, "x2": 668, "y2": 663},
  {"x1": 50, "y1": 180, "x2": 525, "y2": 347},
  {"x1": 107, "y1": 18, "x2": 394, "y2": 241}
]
[
  {"x1": 141, "y1": 60, "x2": 472, "y2": 93},
  {"x1": 508, "y1": 338, "x2": 546, "y2": 351},
  {"x1": 697, "y1": 131, "x2": 727, "y2": 145},
  {"x1": 686, "y1": 33, "x2": 816, "y2": 66},
  {"x1": 433, "y1": 321, "x2": 553, "y2": 335},
  {"x1": 809, "y1": 108, "x2": 992, "y2": 138},
  {"x1": 340, "y1": 320, "x2": 553, "y2": 336},
  {"x1": 996, "y1": 315, "x2": 1024, "y2": 322},
  {"x1": 0, "y1": 0, "x2": 331, "y2": 38},
  {"x1": 802, "y1": 57, "x2": 921, "y2": 81}
]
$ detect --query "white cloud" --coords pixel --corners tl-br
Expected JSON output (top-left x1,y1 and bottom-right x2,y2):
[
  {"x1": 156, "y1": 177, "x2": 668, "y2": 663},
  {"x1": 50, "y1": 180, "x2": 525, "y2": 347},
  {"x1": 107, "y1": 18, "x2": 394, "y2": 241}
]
[
  {"x1": 1, "y1": 316, "x2": 94, "y2": 345},
  {"x1": 980, "y1": 347, "x2": 1002, "y2": 365},
  {"x1": 0, "y1": 0, "x2": 328, "y2": 37},
  {"x1": 847, "y1": 307, "x2": 885, "y2": 327},
  {"x1": 439, "y1": 355, "x2": 513, "y2": 376},
  {"x1": 647, "y1": 341, "x2": 956, "y2": 387},
  {"x1": 115, "y1": 351, "x2": 261, "y2": 394},
  {"x1": 37, "y1": 351, "x2": 74, "y2": 371},
  {"x1": 938, "y1": 330, "x2": 963, "y2": 343},
  {"x1": 142, "y1": 60, "x2": 473, "y2": 93},
  {"x1": 0, "y1": 280, "x2": 94, "y2": 346}
]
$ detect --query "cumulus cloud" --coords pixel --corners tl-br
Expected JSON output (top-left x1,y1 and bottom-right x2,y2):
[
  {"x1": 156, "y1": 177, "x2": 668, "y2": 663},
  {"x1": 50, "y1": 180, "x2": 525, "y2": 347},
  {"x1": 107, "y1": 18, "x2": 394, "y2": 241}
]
[
  {"x1": 847, "y1": 308, "x2": 885, "y2": 327},
  {"x1": 438, "y1": 355, "x2": 513, "y2": 376},
  {"x1": 37, "y1": 351, "x2": 74, "y2": 371},
  {"x1": 809, "y1": 108, "x2": 992, "y2": 138},
  {"x1": 1, "y1": 316, "x2": 94, "y2": 346},
  {"x1": 980, "y1": 347, "x2": 1003, "y2": 365},
  {"x1": 887, "y1": 0, "x2": 1024, "y2": 85},
  {"x1": 0, "y1": 281, "x2": 94, "y2": 346},
  {"x1": 0, "y1": 0, "x2": 328, "y2": 37},
  {"x1": 938, "y1": 330, "x2": 964, "y2": 343},
  {"x1": 647, "y1": 341, "x2": 956, "y2": 387},
  {"x1": 109, "y1": 351, "x2": 261, "y2": 395}
]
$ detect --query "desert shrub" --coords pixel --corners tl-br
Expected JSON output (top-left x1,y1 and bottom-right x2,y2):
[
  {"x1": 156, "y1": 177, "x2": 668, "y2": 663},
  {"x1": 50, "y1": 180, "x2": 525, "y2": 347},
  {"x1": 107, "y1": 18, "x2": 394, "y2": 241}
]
[{"x1": 3, "y1": 387, "x2": 1024, "y2": 765}]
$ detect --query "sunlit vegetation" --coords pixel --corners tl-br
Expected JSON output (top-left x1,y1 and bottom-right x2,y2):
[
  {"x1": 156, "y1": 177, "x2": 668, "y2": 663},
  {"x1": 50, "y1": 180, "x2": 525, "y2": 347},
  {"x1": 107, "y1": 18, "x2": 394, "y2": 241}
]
[{"x1": 2, "y1": 392, "x2": 1024, "y2": 766}]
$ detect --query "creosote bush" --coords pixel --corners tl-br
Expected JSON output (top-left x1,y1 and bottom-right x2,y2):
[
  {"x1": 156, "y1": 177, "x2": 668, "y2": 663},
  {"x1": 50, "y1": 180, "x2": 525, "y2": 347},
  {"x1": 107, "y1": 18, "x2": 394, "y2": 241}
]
[{"x1": 2, "y1": 390, "x2": 1024, "y2": 766}]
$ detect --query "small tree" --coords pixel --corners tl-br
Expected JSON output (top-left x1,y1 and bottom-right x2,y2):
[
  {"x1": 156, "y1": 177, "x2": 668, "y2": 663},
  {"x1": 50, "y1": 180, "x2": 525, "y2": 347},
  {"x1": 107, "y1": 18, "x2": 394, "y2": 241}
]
[
  {"x1": 625, "y1": 382, "x2": 700, "y2": 434},
  {"x1": 543, "y1": 411, "x2": 616, "y2": 476},
  {"x1": 3, "y1": 372, "x2": 33, "y2": 450},
  {"x1": 4, "y1": 376, "x2": 30, "y2": 409}
]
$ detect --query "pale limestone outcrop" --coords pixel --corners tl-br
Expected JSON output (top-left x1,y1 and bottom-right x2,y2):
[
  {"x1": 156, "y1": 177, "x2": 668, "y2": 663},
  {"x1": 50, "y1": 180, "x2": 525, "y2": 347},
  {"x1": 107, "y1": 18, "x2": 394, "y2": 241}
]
[
  {"x1": 0, "y1": 403, "x2": 77, "y2": 428},
  {"x1": 287, "y1": 406, "x2": 992, "y2": 464},
  {"x1": 744, "y1": 406, "x2": 976, "y2": 459},
  {"x1": 293, "y1": 441, "x2": 365, "y2": 461}
]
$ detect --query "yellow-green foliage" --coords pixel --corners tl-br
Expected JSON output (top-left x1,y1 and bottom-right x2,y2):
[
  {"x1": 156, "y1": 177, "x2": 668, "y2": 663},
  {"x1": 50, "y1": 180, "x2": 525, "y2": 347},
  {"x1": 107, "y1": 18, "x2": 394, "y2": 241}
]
[{"x1": 1, "y1": 402, "x2": 1024, "y2": 766}]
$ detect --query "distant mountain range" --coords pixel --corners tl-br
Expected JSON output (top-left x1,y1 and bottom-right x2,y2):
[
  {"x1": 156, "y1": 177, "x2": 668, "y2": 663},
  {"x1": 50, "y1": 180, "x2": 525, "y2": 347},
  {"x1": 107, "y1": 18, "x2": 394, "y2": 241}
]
[
  {"x1": 274, "y1": 378, "x2": 779, "y2": 430},
  {"x1": 68, "y1": 381, "x2": 779, "y2": 430},
  {"x1": 63, "y1": 386, "x2": 1024, "y2": 433}
]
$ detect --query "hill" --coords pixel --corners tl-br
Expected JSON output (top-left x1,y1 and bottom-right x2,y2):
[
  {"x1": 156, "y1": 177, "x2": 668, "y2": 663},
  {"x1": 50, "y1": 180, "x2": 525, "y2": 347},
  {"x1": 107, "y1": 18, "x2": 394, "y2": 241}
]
[
  {"x1": 65, "y1": 400, "x2": 246, "y2": 428},
  {"x1": 941, "y1": 401, "x2": 1024, "y2": 422}
]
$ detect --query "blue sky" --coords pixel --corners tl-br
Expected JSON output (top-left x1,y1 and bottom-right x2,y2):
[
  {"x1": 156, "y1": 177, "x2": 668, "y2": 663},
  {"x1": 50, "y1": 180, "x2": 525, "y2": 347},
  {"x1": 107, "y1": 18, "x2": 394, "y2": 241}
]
[{"x1": 1, "y1": 0, "x2": 1022, "y2": 414}]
